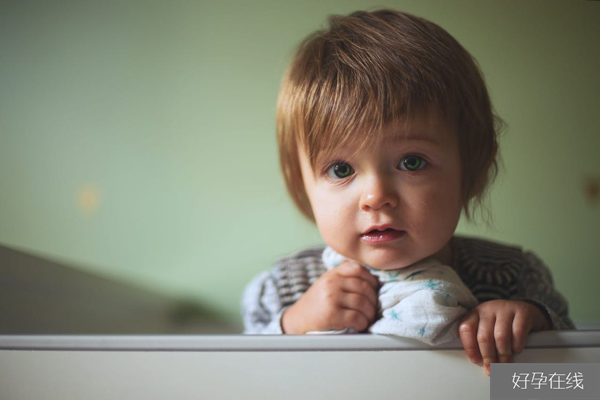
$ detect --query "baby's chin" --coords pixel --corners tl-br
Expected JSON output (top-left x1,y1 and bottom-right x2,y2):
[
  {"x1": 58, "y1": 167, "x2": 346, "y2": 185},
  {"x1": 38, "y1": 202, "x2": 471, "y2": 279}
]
[
  {"x1": 360, "y1": 248, "x2": 446, "y2": 270},
  {"x1": 364, "y1": 262, "x2": 410, "y2": 271},
  {"x1": 357, "y1": 255, "x2": 415, "y2": 271},
  {"x1": 331, "y1": 246, "x2": 428, "y2": 270}
]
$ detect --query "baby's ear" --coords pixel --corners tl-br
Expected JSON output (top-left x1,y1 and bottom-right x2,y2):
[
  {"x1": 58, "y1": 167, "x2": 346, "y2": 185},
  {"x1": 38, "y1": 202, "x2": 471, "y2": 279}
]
[
  {"x1": 491, "y1": 141, "x2": 498, "y2": 160},
  {"x1": 471, "y1": 140, "x2": 499, "y2": 198},
  {"x1": 481, "y1": 140, "x2": 498, "y2": 179}
]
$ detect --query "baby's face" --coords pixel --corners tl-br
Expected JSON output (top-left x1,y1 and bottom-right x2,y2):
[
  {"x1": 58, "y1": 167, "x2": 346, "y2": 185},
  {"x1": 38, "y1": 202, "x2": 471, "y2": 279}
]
[{"x1": 299, "y1": 112, "x2": 463, "y2": 270}]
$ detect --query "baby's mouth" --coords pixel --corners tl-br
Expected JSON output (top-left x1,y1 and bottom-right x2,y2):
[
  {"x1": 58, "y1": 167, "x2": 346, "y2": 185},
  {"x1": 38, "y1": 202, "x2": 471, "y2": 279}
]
[{"x1": 361, "y1": 228, "x2": 406, "y2": 243}]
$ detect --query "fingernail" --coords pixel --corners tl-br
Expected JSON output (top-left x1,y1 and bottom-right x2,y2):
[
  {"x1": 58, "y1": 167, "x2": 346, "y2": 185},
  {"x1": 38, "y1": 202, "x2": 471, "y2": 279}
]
[
  {"x1": 484, "y1": 365, "x2": 490, "y2": 376},
  {"x1": 469, "y1": 355, "x2": 481, "y2": 364}
]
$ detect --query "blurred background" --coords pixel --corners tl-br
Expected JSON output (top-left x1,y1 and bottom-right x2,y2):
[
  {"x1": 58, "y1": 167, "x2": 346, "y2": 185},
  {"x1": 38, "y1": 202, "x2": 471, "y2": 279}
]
[{"x1": 1, "y1": 0, "x2": 598, "y2": 334}]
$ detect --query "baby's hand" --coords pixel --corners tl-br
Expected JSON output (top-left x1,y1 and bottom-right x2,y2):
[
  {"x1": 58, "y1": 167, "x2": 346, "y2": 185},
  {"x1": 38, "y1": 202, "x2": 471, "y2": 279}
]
[
  {"x1": 281, "y1": 262, "x2": 379, "y2": 334},
  {"x1": 458, "y1": 300, "x2": 550, "y2": 376}
]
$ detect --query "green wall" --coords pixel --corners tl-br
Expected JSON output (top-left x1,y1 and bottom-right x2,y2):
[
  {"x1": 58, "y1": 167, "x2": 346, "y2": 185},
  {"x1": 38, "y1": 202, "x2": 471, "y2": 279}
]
[{"x1": 1, "y1": 0, "x2": 599, "y2": 327}]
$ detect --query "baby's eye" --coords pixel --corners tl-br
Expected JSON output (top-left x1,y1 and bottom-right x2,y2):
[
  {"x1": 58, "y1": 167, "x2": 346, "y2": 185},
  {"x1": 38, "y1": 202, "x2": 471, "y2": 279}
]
[
  {"x1": 327, "y1": 162, "x2": 354, "y2": 179},
  {"x1": 398, "y1": 155, "x2": 427, "y2": 172}
]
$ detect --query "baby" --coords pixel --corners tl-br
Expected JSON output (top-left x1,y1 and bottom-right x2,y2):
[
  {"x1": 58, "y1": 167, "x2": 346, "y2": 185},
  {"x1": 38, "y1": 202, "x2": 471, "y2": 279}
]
[{"x1": 242, "y1": 9, "x2": 573, "y2": 375}]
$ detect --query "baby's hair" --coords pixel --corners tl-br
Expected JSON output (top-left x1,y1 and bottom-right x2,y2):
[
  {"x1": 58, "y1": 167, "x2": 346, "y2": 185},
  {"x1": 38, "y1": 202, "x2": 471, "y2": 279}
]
[{"x1": 277, "y1": 9, "x2": 501, "y2": 222}]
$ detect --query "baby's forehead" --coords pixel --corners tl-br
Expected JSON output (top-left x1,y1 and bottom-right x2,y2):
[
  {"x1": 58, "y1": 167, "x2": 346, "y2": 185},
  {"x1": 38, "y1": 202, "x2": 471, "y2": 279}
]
[{"x1": 380, "y1": 116, "x2": 455, "y2": 143}]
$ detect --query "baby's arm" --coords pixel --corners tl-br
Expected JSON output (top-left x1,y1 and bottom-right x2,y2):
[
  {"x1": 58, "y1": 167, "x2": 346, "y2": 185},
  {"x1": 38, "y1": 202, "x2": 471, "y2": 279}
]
[
  {"x1": 241, "y1": 270, "x2": 287, "y2": 334},
  {"x1": 513, "y1": 252, "x2": 574, "y2": 330},
  {"x1": 458, "y1": 252, "x2": 573, "y2": 376},
  {"x1": 282, "y1": 262, "x2": 379, "y2": 334}
]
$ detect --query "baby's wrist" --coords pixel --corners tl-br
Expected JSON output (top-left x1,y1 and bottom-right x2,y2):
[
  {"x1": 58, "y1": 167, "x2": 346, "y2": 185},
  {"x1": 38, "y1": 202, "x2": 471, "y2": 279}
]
[
  {"x1": 281, "y1": 305, "x2": 303, "y2": 334},
  {"x1": 534, "y1": 306, "x2": 551, "y2": 331},
  {"x1": 523, "y1": 301, "x2": 551, "y2": 331}
]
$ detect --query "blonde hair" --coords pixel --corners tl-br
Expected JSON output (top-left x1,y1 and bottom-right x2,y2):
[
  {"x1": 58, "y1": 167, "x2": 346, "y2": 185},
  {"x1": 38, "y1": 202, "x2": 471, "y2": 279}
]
[{"x1": 277, "y1": 9, "x2": 500, "y2": 221}]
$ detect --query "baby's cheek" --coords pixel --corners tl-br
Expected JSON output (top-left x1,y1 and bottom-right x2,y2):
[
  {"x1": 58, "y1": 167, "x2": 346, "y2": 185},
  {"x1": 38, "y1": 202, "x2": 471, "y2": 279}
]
[
  {"x1": 317, "y1": 216, "x2": 348, "y2": 245},
  {"x1": 313, "y1": 197, "x2": 349, "y2": 233},
  {"x1": 316, "y1": 218, "x2": 355, "y2": 256}
]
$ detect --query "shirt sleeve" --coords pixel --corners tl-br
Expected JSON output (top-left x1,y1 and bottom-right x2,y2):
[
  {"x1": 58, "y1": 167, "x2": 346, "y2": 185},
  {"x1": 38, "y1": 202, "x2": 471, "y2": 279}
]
[
  {"x1": 241, "y1": 270, "x2": 286, "y2": 334},
  {"x1": 512, "y1": 252, "x2": 575, "y2": 330}
]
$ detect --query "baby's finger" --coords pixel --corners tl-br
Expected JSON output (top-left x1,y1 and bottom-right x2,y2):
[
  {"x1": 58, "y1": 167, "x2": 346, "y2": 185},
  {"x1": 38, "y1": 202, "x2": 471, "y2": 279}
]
[
  {"x1": 459, "y1": 312, "x2": 482, "y2": 364},
  {"x1": 336, "y1": 308, "x2": 370, "y2": 332},
  {"x1": 337, "y1": 262, "x2": 379, "y2": 291},
  {"x1": 494, "y1": 313, "x2": 514, "y2": 364},
  {"x1": 341, "y1": 277, "x2": 378, "y2": 308},
  {"x1": 477, "y1": 314, "x2": 498, "y2": 376},
  {"x1": 338, "y1": 292, "x2": 377, "y2": 323},
  {"x1": 512, "y1": 310, "x2": 533, "y2": 355}
]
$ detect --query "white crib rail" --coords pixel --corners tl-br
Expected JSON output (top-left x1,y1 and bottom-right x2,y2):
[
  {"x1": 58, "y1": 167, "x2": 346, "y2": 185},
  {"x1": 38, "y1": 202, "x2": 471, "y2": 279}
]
[{"x1": 1, "y1": 331, "x2": 599, "y2": 400}]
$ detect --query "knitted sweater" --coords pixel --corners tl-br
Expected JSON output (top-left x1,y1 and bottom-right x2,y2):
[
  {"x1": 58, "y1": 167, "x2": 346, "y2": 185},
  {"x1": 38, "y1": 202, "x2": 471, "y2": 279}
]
[{"x1": 241, "y1": 236, "x2": 575, "y2": 334}]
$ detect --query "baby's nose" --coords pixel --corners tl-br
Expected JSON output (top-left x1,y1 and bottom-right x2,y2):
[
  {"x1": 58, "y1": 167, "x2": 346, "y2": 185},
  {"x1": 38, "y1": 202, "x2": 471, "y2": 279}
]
[{"x1": 359, "y1": 176, "x2": 398, "y2": 211}]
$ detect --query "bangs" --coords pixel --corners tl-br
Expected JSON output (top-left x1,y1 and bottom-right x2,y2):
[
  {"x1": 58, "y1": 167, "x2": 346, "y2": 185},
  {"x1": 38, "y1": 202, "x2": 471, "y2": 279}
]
[{"x1": 282, "y1": 11, "x2": 461, "y2": 172}]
